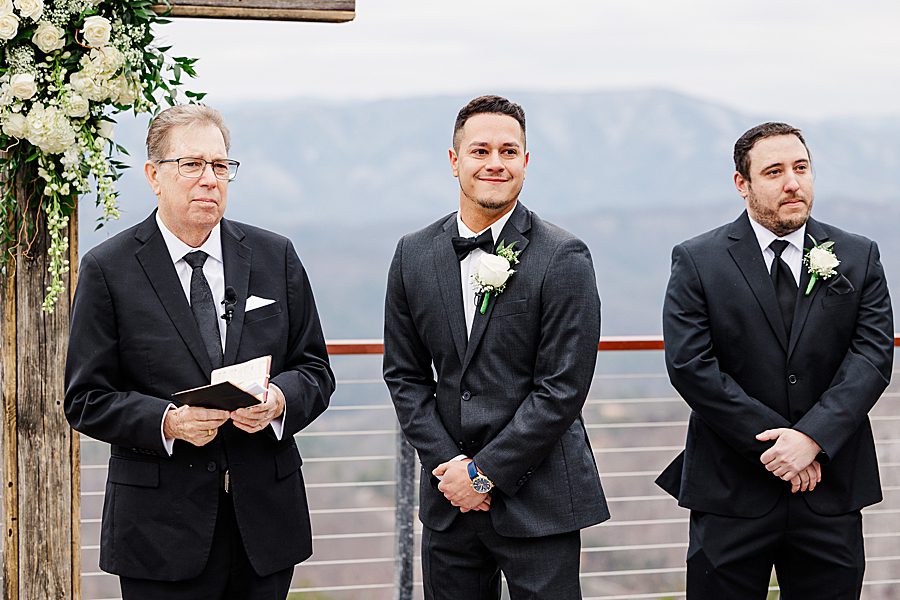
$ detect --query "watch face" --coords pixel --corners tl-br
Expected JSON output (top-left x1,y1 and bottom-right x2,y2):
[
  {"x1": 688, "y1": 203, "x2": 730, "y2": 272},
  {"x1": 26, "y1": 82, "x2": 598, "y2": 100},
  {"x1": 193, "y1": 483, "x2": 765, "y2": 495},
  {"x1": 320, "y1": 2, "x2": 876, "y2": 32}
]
[{"x1": 472, "y1": 476, "x2": 492, "y2": 494}]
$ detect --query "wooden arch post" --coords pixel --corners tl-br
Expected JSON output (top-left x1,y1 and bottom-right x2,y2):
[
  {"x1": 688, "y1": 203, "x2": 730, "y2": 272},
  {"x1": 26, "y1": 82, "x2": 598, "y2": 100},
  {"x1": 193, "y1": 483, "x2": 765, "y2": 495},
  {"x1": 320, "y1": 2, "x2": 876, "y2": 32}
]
[{"x1": 0, "y1": 2, "x2": 354, "y2": 598}]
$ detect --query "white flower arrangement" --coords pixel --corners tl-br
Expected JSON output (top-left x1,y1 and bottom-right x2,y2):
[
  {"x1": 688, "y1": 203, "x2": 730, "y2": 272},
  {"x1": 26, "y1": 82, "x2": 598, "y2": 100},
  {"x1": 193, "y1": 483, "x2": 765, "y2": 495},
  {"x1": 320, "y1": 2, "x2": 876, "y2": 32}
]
[
  {"x1": 471, "y1": 240, "x2": 522, "y2": 314},
  {"x1": 803, "y1": 236, "x2": 840, "y2": 295},
  {"x1": 0, "y1": 0, "x2": 204, "y2": 310}
]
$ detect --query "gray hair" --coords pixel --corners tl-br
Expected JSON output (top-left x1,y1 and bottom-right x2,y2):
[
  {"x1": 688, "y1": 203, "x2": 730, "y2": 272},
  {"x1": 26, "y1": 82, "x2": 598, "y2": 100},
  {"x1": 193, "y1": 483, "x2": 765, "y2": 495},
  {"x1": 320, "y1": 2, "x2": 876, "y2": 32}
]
[{"x1": 146, "y1": 104, "x2": 231, "y2": 160}]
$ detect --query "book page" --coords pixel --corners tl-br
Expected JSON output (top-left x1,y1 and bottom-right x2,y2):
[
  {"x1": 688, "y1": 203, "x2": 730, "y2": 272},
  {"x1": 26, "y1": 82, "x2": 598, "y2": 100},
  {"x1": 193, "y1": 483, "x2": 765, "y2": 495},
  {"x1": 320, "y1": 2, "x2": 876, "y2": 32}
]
[{"x1": 211, "y1": 355, "x2": 271, "y2": 400}]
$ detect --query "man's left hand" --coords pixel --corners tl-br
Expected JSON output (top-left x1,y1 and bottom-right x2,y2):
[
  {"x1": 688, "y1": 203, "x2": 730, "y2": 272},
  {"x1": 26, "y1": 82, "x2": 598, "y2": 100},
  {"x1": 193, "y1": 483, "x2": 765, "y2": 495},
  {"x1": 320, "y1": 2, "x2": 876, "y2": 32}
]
[
  {"x1": 231, "y1": 383, "x2": 285, "y2": 433},
  {"x1": 433, "y1": 459, "x2": 489, "y2": 510},
  {"x1": 756, "y1": 428, "x2": 821, "y2": 481}
]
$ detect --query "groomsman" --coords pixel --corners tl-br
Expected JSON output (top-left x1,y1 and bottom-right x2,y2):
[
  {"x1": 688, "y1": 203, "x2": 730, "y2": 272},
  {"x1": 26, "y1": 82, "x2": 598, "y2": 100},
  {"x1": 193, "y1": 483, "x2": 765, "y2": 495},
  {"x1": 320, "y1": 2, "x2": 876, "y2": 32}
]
[
  {"x1": 383, "y1": 95, "x2": 608, "y2": 599},
  {"x1": 657, "y1": 122, "x2": 893, "y2": 598}
]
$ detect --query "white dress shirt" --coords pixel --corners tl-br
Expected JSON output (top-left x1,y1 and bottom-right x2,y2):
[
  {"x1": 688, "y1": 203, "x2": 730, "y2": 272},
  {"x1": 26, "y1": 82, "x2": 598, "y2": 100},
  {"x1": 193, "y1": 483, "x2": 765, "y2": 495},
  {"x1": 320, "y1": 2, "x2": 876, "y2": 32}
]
[
  {"x1": 748, "y1": 215, "x2": 806, "y2": 286},
  {"x1": 457, "y1": 204, "x2": 517, "y2": 337},
  {"x1": 155, "y1": 214, "x2": 284, "y2": 453},
  {"x1": 442, "y1": 204, "x2": 517, "y2": 467}
]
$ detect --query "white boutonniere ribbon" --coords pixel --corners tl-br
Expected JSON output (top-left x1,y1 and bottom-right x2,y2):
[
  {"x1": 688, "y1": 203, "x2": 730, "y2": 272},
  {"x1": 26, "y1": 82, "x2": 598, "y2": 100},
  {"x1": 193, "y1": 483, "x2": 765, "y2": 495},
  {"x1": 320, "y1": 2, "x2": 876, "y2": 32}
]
[
  {"x1": 472, "y1": 240, "x2": 521, "y2": 314},
  {"x1": 803, "y1": 236, "x2": 840, "y2": 296}
]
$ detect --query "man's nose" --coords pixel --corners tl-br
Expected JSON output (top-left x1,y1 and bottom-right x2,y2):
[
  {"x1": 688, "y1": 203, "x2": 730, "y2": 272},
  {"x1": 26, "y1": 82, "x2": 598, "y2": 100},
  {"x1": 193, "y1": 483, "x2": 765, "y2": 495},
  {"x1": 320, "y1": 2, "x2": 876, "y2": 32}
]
[
  {"x1": 485, "y1": 151, "x2": 504, "y2": 170},
  {"x1": 783, "y1": 175, "x2": 800, "y2": 193},
  {"x1": 198, "y1": 162, "x2": 218, "y2": 185}
]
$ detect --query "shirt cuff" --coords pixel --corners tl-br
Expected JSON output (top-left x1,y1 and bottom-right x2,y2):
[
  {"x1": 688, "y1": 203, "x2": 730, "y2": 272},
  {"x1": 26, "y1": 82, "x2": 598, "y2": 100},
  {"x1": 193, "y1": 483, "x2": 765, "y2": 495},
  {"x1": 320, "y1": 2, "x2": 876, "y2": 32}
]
[
  {"x1": 268, "y1": 384, "x2": 286, "y2": 440},
  {"x1": 161, "y1": 403, "x2": 176, "y2": 456}
]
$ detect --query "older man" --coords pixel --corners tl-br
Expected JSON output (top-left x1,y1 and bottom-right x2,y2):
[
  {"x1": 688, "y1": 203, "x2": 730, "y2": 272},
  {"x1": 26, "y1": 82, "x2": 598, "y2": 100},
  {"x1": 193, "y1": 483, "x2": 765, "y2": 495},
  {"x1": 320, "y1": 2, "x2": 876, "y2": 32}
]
[
  {"x1": 65, "y1": 104, "x2": 334, "y2": 599},
  {"x1": 658, "y1": 122, "x2": 893, "y2": 598}
]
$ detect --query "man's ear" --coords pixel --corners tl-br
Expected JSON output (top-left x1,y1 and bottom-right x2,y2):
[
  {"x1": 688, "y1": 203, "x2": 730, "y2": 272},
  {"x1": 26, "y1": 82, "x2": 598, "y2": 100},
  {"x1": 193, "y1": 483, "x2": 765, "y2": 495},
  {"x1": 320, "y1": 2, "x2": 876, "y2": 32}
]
[
  {"x1": 733, "y1": 171, "x2": 749, "y2": 199},
  {"x1": 144, "y1": 160, "x2": 161, "y2": 196},
  {"x1": 449, "y1": 148, "x2": 459, "y2": 177}
]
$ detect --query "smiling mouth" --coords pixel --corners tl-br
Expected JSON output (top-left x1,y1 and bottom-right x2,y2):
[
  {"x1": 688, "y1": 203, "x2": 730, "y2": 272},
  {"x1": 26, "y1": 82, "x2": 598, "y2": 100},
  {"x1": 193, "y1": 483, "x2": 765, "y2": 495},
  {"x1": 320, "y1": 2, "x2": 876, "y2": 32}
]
[{"x1": 479, "y1": 178, "x2": 509, "y2": 183}]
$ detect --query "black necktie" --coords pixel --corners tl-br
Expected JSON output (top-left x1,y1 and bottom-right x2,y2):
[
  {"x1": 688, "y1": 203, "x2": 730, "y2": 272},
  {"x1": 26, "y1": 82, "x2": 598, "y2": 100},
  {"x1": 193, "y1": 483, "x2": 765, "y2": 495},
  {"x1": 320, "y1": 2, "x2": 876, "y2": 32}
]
[
  {"x1": 183, "y1": 251, "x2": 224, "y2": 369},
  {"x1": 451, "y1": 229, "x2": 494, "y2": 262},
  {"x1": 769, "y1": 240, "x2": 797, "y2": 335}
]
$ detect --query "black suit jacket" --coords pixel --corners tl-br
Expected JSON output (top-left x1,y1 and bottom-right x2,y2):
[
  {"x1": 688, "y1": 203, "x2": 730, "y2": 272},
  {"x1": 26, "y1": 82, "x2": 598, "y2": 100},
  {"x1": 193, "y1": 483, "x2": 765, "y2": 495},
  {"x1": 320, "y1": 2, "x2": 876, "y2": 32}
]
[
  {"x1": 383, "y1": 203, "x2": 609, "y2": 537},
  {"x1": 657, "y1": 211, "x2": 893, "y2": 517},
  {"x1": 65, "y1": 212, "x2": 334, "y2": 580}
]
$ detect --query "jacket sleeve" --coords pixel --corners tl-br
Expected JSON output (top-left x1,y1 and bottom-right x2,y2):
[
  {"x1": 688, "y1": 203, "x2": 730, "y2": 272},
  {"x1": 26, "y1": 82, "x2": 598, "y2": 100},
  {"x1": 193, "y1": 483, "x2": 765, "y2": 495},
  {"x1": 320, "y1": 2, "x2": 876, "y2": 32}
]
[
  {"x1": 663, "y1": 243, "x2": 792, "y2": 464},
  {"x1": 383, "y1": 237, "x2": 461, "y2": 473},
  {"x1": 472, "y1": 238, "x2": 601, "y2": 496},
  {"x1": 793, "y1": 240, "x2": 893, "y2": 458},
  {"x1": 64, "y1": 253, "x2": 172, "y2": 454},
  {"x1": 269, "y1": 240, "x2": 335, "y2": 437}
]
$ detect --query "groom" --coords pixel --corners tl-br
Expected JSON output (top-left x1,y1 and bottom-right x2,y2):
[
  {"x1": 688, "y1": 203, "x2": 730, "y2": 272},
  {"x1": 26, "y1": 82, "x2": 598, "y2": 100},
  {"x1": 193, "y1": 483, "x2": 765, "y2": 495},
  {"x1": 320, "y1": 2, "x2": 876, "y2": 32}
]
[
  {"x1": 383, "y1": 95, "x2": 608, "y2": 599},
  {"x1": 658, "y1": 122, "x2": 894, "y2": 598}
]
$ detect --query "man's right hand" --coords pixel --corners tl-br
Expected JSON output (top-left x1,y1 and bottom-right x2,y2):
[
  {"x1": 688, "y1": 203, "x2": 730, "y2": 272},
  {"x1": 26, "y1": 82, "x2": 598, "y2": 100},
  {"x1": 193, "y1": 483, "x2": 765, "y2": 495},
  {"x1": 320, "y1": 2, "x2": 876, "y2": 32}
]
[
  {"x1": 789, "y1": 460, "x2": 822, "y2": 494},
  {"x1": 163, "y1": 406, "x2": 230, "y2": 447}
]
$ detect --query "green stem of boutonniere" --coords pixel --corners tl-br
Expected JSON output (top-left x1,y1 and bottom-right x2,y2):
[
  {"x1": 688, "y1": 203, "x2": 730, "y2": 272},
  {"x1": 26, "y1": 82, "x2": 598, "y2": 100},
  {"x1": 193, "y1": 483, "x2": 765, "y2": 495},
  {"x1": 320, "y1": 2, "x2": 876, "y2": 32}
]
[
  {"x1": 805, "y1": 274, "x2": 818, "y2": 296},
  {"x1": 480, "y1": 292, "x2": 491, "y2": 314}
]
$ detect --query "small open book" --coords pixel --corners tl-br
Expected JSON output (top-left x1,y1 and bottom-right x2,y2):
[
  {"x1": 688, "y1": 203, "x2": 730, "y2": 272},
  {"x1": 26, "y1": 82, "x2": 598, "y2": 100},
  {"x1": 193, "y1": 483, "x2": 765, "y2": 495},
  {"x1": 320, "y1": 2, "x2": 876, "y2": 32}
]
[{"x1": 172, "y1": 356, "x2": 271, "y2": 410}]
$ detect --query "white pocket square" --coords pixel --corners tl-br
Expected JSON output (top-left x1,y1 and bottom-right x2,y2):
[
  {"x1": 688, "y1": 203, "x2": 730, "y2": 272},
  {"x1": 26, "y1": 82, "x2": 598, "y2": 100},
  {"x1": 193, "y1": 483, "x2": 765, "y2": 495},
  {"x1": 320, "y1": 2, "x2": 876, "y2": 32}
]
[{"x1": 246, "y1": 296, "x2": 276, "y2": 311}]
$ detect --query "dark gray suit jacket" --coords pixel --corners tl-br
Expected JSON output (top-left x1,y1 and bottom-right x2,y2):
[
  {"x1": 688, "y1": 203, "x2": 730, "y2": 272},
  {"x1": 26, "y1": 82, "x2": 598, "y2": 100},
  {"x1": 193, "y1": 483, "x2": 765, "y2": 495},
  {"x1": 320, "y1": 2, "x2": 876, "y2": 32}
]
[
  {"x1": 65, "y1": 212, "x2": 335, "y2": 580},
  {"x1": 658, "y1": 211, "x2": 893, "y2": 517},
  {"x1": 383, "y1": 203, "x2": 609, "y2": 537}
]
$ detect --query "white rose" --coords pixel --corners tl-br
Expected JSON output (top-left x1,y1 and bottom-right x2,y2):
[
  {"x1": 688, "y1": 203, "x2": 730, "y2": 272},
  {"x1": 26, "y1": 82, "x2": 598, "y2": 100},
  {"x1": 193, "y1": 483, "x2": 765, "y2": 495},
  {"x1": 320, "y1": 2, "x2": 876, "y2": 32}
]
[
  {"x1": 32, "y1": 21, "x2": 64, "y2": 53},
  {"x1": 0, "y1": 0, "x2": 13, "y2": 17},
  {"x1": 809, "y1": 247, "x2": 840, "y2": 275},
  {"x1": 63, "y1": 92, "x2": 88, "y2": 118},
  {"x1": 13, "y1": 0, "x2": 42, "y2": 20},
  {"x1": 10, "y1": 73, "x2": 37, "y2": 100},
  {"x1": 96, "y1": 120, "x2": 114, "y2": 139},
  {"x1": 0, "y1": 12, "x2": 18, "y2": 40},
  {"x1": 81, "y1": 15, "x2": 111, "y2": 47},
  {"x1": 475, "y1": 253, "x2": 514, "y2": 288},
  {"x1": 2, "y1": 111, "x2": 28, "y2": 138}
]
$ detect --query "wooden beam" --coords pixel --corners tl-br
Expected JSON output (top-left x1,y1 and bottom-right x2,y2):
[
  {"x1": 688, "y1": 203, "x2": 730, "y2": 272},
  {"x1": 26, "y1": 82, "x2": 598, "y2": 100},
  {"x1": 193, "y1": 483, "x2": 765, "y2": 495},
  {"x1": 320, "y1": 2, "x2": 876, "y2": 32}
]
[{"x1": 153, "y1": 0, "x2": 355, "y2": 22}]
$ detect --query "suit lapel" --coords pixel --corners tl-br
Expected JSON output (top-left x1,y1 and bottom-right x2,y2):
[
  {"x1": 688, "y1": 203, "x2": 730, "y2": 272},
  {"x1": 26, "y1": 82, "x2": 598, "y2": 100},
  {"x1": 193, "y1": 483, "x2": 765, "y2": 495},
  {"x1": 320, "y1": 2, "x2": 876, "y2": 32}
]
[
  {"x1": 433, "y1": 215, "x2": 467, "y2": 364},
  {"x1": 134, "y1": 213, "x2": 213, "y2": 376},
  {"x1": 788, "y1": 218, "x2": 828, "y2": 358},
  {"x1": 726, "y1": 212, "x2": 788, "y2": 351},
  {"x1": 221, "y1": 219, "x2": 252, "y2": 366},
  {"x1": 462, "y1": 204, "x2": 532, "y2": 373}
]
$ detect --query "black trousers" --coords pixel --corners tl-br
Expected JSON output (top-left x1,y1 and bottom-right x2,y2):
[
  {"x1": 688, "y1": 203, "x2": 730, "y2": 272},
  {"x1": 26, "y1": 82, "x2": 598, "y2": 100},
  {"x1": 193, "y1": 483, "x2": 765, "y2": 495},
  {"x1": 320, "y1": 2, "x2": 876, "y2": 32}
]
[
  {"x1": 687, "y1": 492, "x2": 865, "y2": 600},
  {"x1": 422, "y1": 510, "x2": 582, "y2": 600},
  {"x1": 120, "y1": 489, "x2": 293, "y2": 600}
]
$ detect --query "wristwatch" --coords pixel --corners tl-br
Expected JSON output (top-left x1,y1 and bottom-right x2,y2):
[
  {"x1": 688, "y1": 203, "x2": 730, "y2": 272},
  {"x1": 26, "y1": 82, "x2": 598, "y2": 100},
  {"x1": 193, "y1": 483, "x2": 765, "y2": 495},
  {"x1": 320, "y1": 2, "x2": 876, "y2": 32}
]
[{"x1": 467, "y1": 460, "x2": 494, "y2": 494}]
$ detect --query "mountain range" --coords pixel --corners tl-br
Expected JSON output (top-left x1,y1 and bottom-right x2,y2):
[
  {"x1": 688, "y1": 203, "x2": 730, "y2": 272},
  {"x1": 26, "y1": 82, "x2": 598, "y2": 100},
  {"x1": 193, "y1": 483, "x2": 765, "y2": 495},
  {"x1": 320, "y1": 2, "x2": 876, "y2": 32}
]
[{"x1": 78, "y1": 89, "x2": 900, "y2": 338}]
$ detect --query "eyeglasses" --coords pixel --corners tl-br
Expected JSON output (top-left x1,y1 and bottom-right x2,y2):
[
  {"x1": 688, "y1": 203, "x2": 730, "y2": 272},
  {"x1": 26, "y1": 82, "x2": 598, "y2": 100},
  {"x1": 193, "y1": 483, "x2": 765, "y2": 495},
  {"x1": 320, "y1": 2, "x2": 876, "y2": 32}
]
[{"x1": 156, "y1": 157, "x2": 241, "y2": 181}]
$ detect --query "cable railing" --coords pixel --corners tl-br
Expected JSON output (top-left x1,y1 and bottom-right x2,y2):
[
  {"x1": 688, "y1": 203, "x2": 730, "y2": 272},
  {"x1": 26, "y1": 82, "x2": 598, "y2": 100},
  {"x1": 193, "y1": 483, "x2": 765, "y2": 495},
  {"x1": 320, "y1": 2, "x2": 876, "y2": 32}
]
[{"x1": 76, "y1": 336, "x2": 900, "y2": 600}]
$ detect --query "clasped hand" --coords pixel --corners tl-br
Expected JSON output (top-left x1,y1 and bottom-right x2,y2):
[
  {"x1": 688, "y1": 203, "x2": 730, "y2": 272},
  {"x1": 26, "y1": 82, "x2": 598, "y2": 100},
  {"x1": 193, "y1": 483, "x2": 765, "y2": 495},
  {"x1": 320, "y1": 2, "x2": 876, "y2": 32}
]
[
  {"x1": 433, "y1": 459, "x2": 491, "y2": 512},
  {"x1": 756, "y1": 428, "x2": 822, "y2": 493},
  {"x1": 164, "y1": 383, "x2": 285, "y2": 446}
]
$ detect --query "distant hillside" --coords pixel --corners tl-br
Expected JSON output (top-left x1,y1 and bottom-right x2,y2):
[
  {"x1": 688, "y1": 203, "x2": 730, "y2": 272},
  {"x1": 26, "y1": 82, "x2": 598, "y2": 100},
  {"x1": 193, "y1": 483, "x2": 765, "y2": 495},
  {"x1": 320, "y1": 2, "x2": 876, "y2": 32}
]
[{"x1": 78, "y1": 89, "x2": 900, "y2": 338}]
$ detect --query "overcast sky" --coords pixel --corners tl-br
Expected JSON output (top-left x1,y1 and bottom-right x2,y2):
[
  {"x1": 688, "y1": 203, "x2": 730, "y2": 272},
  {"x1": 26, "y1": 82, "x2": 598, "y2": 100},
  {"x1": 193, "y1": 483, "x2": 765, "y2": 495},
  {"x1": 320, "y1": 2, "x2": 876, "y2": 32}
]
[{"x1": 154, "y1": 0, "x2": 900, "y2": 119}]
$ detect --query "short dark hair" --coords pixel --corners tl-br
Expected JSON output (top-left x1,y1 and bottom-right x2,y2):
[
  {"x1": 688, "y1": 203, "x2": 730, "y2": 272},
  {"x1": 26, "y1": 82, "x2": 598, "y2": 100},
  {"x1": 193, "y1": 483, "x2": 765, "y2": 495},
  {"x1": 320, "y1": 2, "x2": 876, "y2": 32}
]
[
  {"x1": 453, "y1": 95, "x2": 526, "y2": 151},
  {"x1": 733, "y1": 122, "x2": 810, "y2": 180}
]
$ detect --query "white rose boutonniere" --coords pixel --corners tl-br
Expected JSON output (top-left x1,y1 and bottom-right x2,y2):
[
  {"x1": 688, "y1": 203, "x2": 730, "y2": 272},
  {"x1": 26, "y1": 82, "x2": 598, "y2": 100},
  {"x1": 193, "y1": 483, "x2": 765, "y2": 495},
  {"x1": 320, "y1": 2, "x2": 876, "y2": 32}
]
[
  {"x1": 803, "y1": 236, "x2": 840, "y2": 295},
  {"x1": 472, "y1": 240, "x2": 522, "y2": 314}
]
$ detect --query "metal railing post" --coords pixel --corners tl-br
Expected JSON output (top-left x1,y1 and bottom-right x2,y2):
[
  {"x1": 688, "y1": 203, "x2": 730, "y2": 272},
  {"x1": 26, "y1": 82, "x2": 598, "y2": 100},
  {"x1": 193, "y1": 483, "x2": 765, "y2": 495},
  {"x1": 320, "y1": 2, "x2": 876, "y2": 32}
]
[{"x1": 394, "y1": 429, "x2": 416, "y2": 600}]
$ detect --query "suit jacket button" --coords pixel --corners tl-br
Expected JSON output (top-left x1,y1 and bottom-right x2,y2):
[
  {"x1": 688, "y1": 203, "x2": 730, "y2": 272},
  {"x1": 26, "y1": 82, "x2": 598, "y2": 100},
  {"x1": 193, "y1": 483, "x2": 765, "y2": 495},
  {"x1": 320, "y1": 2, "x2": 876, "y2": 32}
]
[
  {"x1": 207, "y1": 462, "x2": 217, "y2": 472},
  {"x1": 788, "y1": 374, "x2": 798, "y2": 385},
  {"x1": 461, "y1": 391, "x2": 471, "y2": 401}
]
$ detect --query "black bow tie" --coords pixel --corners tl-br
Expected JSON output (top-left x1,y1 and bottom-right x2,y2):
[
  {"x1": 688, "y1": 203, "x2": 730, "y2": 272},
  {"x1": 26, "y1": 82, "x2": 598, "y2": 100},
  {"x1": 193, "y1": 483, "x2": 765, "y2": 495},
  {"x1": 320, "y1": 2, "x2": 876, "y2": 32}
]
[{"x1": 451, "y1": 229, "x2": 495, "y2": 261}]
